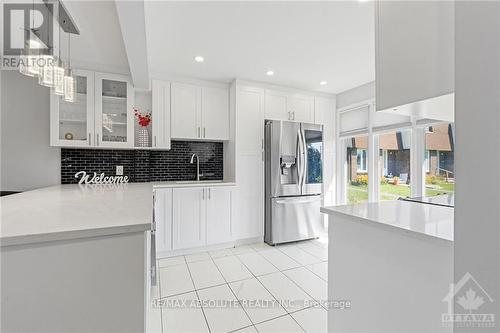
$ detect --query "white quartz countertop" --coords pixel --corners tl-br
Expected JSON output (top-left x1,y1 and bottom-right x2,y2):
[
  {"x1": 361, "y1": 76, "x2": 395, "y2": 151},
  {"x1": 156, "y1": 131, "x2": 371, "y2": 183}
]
[
  {"x1": 321, "y1": 200, "x2": 454, "y2": 242},
  {"x1": 1, "y1": 181, "x2": 235, "y2": 247}
]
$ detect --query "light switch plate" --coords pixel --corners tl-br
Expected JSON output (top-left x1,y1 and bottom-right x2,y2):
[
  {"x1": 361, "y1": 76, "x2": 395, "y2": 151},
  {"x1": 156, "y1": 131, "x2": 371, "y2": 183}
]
[{"x1": 116, "y1": 165, "x2": 124, "y2": 176}]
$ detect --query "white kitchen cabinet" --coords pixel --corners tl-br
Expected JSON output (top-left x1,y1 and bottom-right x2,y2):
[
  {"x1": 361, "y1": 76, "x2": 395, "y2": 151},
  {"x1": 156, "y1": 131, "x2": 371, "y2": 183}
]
[
  {"x1": 202, "y1": 87, "x2": 229, "y2": 140},
  {"x1": 265, "y1": 89, "x2": 289, "y2": 121},
  {"x1": 172, "y1": 187, "x2": 206, "y2": 250},
  {"x1": 170, "y1": 82, "x2": 201, "y2": 140},
  {"x1": 313, "y1": 96, "x2": 334, "y2": 125},
  {"x1": 50, "y1": 70, "x2": 135, "y2": 148},
  {"x1": 158, "y1": 185, "x2": 233, "y2": 253},
  {"x1": 170, "y1": 83, "x2": 229, "y2": 140},
  {"x1": 94, "y1": 72, "x2": 134, "y2": 148},
  {"x1": 264, "y1": 89, "x2": 314, "y2": 123},
  {"x1": 50, "y1": 69, "x2": 95, "y2": 147},
  {"x1": 234, "y1": 85, "x2": 265, "y2": 240},
  {"x1": 206, "y1": 187, "x2": 233, "y2": 245},
  {"x1": 154, "y1": 188, "x2": 172, "y2": 253},
  {"x1": 289, "y1": 94, "x2": 314, "y2": 123},
  {"x1": 151, "y1": 80, "x2": 171, "y2": 149},
  {"x1": 375, "y1": 1, "x2": 454, "y2": 111}
]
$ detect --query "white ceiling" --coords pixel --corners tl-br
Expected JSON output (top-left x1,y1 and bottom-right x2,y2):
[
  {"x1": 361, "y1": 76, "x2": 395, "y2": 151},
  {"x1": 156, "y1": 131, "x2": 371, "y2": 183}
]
[
  {"x1": 61, "y1": 0, "x2": 130, "y2": 74},
  {"x1": 144, "y1": 1, "x2": 375, "y2": 94}
]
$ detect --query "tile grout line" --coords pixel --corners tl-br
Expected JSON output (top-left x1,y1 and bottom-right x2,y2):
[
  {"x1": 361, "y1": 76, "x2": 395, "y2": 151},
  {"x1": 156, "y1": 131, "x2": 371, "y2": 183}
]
[
  {"x1": 159, "y1": 242, "x2": 329, "y2": 332},
  {"x1": 208, "y1": 253, "x2": 255, "y2": 331},
  {"x1": 272, "y1": 245, "x2": 328, "y2": 311},
  {"x1": 231, "y1": 252, "x2": 290, "y2": 326},
  {"x1": 184, "y1": 255, "x2": 212, "y2": 333},
  {"x1": 232, "y1": 248, "x2": 320, "y2": 332}
]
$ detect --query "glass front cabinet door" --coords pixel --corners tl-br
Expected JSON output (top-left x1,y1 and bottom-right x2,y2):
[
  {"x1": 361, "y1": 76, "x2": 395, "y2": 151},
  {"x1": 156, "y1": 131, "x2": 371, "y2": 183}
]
[
  {"x1": 50, "y1": 69, "x2": 95, "y2": 147},
  {"x1": 94, "y1": 73, "x2": 134, "y2": 148}
]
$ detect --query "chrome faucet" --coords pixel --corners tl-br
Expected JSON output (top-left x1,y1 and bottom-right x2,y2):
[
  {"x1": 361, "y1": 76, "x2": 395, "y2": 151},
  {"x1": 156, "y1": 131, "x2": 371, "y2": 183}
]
[{"x1": 190, "y1": 153, "x2": 201, "y2": 181}]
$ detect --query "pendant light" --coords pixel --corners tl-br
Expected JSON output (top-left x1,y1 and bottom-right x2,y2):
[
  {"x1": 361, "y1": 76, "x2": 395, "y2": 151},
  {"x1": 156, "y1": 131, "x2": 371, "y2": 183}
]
[
  {"x1": 39, "y1": 4, "x2": 55, "y2": 87},
  {"x1": 19, "y1": 0, "x2": 40, "y2": 77},
  {"x1": 63, "y1": 33, "x2": 75, "y2": 102},
  {"x1": 53, "y1": 25, "x2": 65, "y2": 95}
]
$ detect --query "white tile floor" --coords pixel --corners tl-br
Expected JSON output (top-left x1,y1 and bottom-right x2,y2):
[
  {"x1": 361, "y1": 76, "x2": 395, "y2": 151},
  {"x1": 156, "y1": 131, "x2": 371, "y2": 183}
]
[{"x1": 151, "y1": 237, "x2": 328, "y2": 333}]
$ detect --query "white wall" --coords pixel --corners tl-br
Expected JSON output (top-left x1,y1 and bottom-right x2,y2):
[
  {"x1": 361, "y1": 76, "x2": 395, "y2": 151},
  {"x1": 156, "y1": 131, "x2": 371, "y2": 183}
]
[
  {"x1": 454, "y1": 2, "x2": 500, "y2": 330},
  {"x1": 1, "y1": 71, "x2": 61, "y2": 191},
  {"x1": 336, "y1": 81, "x2": 375, "y2": 110}
]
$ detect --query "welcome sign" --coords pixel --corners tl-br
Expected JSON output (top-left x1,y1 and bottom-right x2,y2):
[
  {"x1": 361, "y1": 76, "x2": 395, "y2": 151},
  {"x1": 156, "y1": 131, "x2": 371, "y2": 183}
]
[{"x1": 75, "y1": 171, "x2": 129, "y2": 185}]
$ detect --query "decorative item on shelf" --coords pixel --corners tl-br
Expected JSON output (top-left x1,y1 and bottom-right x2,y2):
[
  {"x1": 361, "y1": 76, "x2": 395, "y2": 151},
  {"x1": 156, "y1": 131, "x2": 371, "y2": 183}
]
[
  {"x1": 134, "y1": 107, "x2": 151, "y2": 147},
  {"x1": 64, "y1": 132, "x2": 74, "y2": 140}
]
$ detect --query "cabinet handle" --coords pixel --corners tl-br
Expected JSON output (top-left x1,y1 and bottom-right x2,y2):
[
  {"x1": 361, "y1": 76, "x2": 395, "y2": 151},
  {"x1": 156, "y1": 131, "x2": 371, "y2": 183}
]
[
  {"x1": 96, "y1": 134, "x2": 99, "y2": 146},
  {"x1": 198, "y1": 127, "x2": 200, "y2": 138},
  {"x1": 88, "y1": 133, "x2": 91, "y2": 146},
  {"x1": 202, "y1": 188, "x2": 205, "y2": 200},
  {"x1": 154, "y1": 136, "x2": 157, "y2": 147},
  {"x1": 208, "y1": 188, "x2": 211, "y2": 200},
  {"x1": 292, "y1": 111, "x2": 295, "y2": 120},
  {"x1": 203, "y1": 127, "x2": 206, "y2": 138},
  {"x1": 287, "y1": 111, "x2": 291, "y2": 120}
]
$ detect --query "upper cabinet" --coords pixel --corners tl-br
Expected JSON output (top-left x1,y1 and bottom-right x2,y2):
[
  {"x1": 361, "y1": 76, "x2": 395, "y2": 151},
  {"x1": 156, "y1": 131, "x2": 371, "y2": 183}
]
[
  {"x1": 94, "y1": 72, "x2": 134, "y2": 147},
  {"x1": 51, "y1": 70, "x2": 135, "y2": 148},
  {"x1": 202, "y1": 87, "x2": 230, "y2": 140},
  {"x1": 264, "y1": 89, "x2": 289, "y2": 120},
  {"x1": 264, "y1": 89, "x2": 314, "y2": 123},
  {"x1": 171, "y1": 82, "x2": 229, "y2": 140},
  {"x1": 170, "y1": 82, "x2": 201, "y2": 140},
  {"x1": 50, "y1": 69, "x2": 95, "y2": 147},
  {"x1": 313, "y1": 96, "x2": 334, "y2": 126},
  {"x1": 151, "y1": 80, "x2": 171, "y2": 149},
  {"x1": 289, "y1": 94, "x2": 314, "y2": 123},
  {"x1": 375, "y1": 1, "x2": 454, "y2": 111}
]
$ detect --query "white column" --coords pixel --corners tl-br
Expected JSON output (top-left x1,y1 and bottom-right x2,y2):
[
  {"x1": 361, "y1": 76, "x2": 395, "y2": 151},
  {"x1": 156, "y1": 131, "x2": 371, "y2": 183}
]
[
  {"x1": 455, "y1": 2, "x2": 500, "y2": 331},
  {"x1": 411, "y1": 123, "x2": 426, "y2": 198}
]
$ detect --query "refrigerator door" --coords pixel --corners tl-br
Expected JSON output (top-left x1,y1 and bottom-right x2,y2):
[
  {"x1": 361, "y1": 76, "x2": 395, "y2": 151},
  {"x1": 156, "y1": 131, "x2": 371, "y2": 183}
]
[
  {"x1": 265, "y1": 195, "x2": 325, "y2": 245},
  {"x1": 301, "y1": 123, "x2": 323, "y2": 195},
  {"x1": 266, "y1": 120, "x2": 302, "y2": 197}
]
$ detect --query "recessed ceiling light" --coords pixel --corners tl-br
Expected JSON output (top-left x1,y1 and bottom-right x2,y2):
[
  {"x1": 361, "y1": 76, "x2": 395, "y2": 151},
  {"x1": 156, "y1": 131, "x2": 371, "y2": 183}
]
[
  {"x1": 320, "y1": 81, "x2": 327, "y2": 86},
  {"x1": 194, "y1": 56, "x2": 204, "y2": 63},
  {"x1": 266, "y1": 70, "x2": 274, "y2": 76}
]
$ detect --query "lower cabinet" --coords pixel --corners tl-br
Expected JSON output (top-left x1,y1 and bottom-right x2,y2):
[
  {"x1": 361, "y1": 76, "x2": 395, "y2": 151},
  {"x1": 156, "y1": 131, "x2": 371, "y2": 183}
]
[
  {"x1": 206, "y1": 187, "x2": 233, "y2": 245},
  {"x1": 172, "y1": 187, "x2": 206, "y2": 250},
  {"x1": 155, "y1": 186, "x2": 233, "y2": 254}
]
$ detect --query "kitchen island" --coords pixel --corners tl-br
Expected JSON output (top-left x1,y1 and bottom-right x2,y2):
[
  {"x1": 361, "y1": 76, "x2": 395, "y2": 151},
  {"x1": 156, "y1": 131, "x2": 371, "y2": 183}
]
[
  {"x1": 0, "y1": 181, "x2": 235, "y2": 332},
  {"x1": 1, "y1": 184, "x2": 154, "y2": 333},
  {"x1": 321, "y1": 200, "x2": 454, "y2": 333}
]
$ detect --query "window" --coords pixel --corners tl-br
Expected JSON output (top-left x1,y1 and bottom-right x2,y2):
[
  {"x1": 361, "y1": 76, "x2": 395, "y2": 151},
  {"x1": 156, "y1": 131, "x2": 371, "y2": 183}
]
[
  {"x1": 425, "y1": 123, "x2": 455, "y2": 196},
  {"x1": 378, "y1": 129, "x2": 411, "y2": 201},
  {"x1": 356, "y1": 149, "x2": 367, "y2": 172},
  {"x1": 346, "y1": 136, "x2": 368, "y2": 204}
]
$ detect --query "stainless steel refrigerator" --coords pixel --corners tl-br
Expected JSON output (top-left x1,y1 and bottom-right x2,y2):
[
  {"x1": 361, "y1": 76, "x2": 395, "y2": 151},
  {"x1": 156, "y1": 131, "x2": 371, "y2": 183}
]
[{"x1": 264, "y1": 120, "x2": 325, "y2": 245}]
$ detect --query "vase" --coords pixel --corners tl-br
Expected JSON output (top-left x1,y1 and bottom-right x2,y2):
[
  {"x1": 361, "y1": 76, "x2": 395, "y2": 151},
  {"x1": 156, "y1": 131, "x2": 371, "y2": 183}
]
[{"x1": 138, "y1": 127, "x2": 149, "y2": 147}]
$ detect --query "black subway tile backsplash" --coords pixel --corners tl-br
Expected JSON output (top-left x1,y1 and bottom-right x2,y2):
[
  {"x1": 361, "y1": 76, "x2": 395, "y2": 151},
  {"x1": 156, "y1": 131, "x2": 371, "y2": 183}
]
[{"x1": 61, "y1": 141, "x2": 223, "y2": 184}]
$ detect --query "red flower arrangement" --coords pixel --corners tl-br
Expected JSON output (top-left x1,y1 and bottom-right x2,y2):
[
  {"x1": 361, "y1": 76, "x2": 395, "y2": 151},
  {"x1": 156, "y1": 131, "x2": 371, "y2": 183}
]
[{"x1": 134, "y1": 107, "x2": 151, "y2": 127}]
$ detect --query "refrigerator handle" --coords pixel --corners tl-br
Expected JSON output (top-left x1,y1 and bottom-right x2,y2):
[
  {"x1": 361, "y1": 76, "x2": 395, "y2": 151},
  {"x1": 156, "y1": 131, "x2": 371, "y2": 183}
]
[
  {"x1": 296, "y1": 129, "x2": 303, "y2": 191},
  {"x1": 300, "y1": 128, "x2": 307, "y2": 188}
]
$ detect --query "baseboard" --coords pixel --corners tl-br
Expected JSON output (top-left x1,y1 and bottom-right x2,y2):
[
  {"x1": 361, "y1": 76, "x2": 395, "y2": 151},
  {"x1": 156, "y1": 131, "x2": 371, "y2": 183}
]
[{"x1": 157, "y1": 235, "x2": 264, "y2": 258}]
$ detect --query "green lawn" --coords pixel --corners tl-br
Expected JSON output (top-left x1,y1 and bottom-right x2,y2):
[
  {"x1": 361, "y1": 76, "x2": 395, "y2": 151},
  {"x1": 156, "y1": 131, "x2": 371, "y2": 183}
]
[
  {"x1": 425, "y1": 179, "x2": 455, "y2": 196},
  {"x1": 347, "y1": 179, "x2": 454, "y2": 204},
  {"x1": 347, "y1": 185, "x2": 368, "y2": 204}
]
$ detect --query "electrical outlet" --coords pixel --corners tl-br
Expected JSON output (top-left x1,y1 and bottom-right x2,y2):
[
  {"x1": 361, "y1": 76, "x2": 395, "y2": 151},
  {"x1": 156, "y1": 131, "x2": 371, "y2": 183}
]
[{"x1": 116, "y1": 166, "x2": 124, "y2": 176}]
